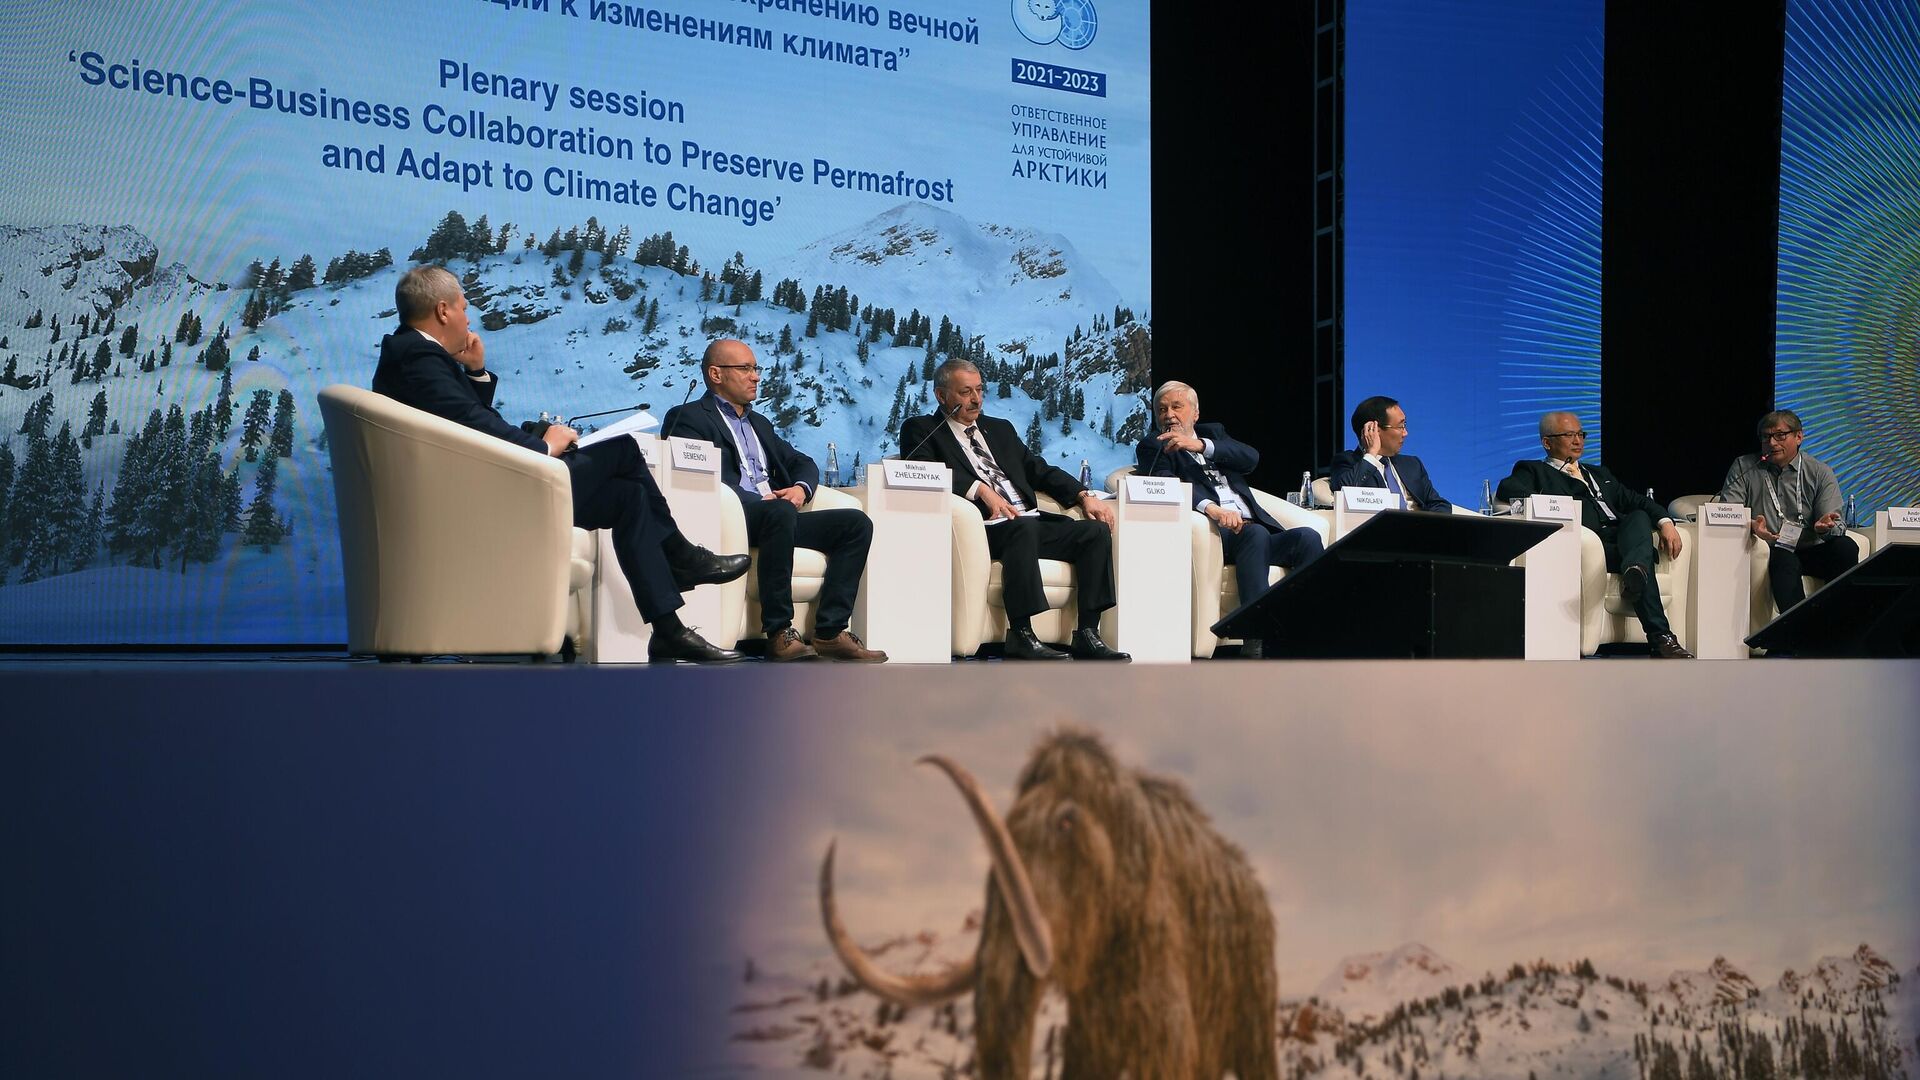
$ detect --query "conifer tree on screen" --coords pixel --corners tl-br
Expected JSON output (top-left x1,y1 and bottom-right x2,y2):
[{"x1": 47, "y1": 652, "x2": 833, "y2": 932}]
[
  {"x1": 240, "y1": 389, "x2": 272, "y2": 462},
  {"x1": 269, "y1": 390, "x2": 296, "y2": 458},
  {"x1": 202, "y1": 335, "x2": 230, "y2": 372},
  {"x1": 72, "y1": 483, "x2": 104, "y2": 572},
  {"x1": 84, "y1": 390, "x2": 108, "y2": 440},
  {"x1": 1026, "y1": 413, "x2": 1044, "y2": 451},
  {"x1": 286, "y1": 254, "x2": 317, "y2": 292},
  {"x1": 119, "y1": 324, "x2": 138, "y2": 358},
  {"x1": 0, "y1": 441, "x2": 13, "y2": 585},
  {"x1": 9, "y1": 429, "x2": 53, "y2": 581},
  {"x1": 243, "y1": 452, "x2": 283, "y2": 551}
]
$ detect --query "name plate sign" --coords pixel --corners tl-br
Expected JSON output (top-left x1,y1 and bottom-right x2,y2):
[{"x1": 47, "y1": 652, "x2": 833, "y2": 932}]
[
  {"x1": 668, "y1": 437, "x2": 719, "y2": 473},
  {"x1": 1340, "y1": 486, "x2": 1399, "y2": 512},
  {"x1": 1123, "y1": 474, "x2": 1183, "y2": 505},
  {"x1": 1526, "y1": 494, "x2": 1578, "y2": 522},
  {"x1": 1890, "y1": 506, "x2": 1920, "y2": 530},
  {"x1": 1703, "y1": 502, "x2": 1750, "y2": 527},
  {"x1": 880, "y1": 459, "x2": 948, "y2": 491},
  {"x1": 634, "y1": 436, "x2": 659, "y2": 466}
]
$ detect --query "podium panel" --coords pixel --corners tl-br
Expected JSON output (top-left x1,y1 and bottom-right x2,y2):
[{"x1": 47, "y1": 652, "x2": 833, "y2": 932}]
[
  {"x1": 1107, "y1": 477, "x2": 1191, "y2": 664},
  {"x1": 851, "y1": 463, "x2": 952, "y2": 664},
  {"x1": 1688, "y1": 501, "x2": 1752, "y2": 659}
]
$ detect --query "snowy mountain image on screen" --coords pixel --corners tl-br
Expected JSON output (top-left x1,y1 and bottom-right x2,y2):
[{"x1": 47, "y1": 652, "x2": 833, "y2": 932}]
[
  {"x1": 724, "y1": 932, "x2": 1917, "y2": 1079},
  {"x1": 0, "y1": 207, "x2": 1151, "y2": 642}
]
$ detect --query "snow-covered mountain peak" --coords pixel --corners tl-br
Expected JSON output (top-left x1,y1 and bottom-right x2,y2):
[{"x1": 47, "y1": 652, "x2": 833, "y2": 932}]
[
  {"x1": 0, "y1": 224, "x2": 170, "y2": 325},
  {"x1": 1312, "y1": 943, "x2": 1461, "y2": 1022},
  {"x1": 1663, "y1": 955, "x2": 1759, "y2": 1010}
]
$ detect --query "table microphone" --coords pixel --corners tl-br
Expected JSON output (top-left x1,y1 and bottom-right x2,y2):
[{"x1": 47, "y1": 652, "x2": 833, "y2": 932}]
[
  {"x1": 658, "y1": 378, "x2": 701, "y2": 443},
  {"x1": 899, "y1": 401, "x2": 962, "y2": 461},
  {"x1": 567, "y1": 403, "x2": 650, "y2": 426}
]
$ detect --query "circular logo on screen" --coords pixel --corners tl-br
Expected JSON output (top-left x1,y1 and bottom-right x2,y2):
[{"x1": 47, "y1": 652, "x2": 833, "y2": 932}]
[{"x1": 1013, "y1": 0, "x2": 1097, "y2": 50}]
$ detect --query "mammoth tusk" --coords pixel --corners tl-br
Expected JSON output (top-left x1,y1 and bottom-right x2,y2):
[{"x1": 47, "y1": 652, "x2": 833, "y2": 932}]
[
  {"x1": 918, "y1": 754, "x2": 1056, "y2": 980},
  {"x1": 819, "y1": 840, "x2": 978, "y2": 1006}
]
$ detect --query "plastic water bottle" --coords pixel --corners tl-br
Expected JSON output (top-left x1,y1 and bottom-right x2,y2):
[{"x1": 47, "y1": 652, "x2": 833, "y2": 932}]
[
  {"x1": 825, "y1": 442, "x2": 840, "y2": 488},
  {"x1": 1839, "y1": 495, "x2": 1856, "y2": 537},
  {"x1": 1481, "y1": 479, "x2": 1495, "y2": 515},
  {"x1": 1298, "y1": 470, "x2": 1313, "y2": 507},
  {"x1": 1079, "y1": 458, "x2": 1092, "y2": 488}
]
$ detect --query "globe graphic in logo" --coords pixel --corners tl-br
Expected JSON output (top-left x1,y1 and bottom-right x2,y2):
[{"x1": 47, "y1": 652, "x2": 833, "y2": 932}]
[
  {"x1": 1056, "y1": 0, "x2": 1097, "y2": 50},
  {"x1": 1012, "y1": 0, "x2": 1096, "y2": 49}
]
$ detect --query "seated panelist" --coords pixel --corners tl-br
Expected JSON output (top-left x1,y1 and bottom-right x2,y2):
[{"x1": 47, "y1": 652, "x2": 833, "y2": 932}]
[
  {"x1": 1496, "y1": 411, "x2": 1693, "y2": 659},
  {"x1": 1134, "y1": 381, "x2": 1322, "y2": 657},
  {"x1": 1325, "y1": 395, "x2": 1452, "y2": 512},
  {"x1": 371, "y1": 265, "x2": 749, "y2": 664},
  {"x1": 900, "y1": 358, "x2": 1128, "y2": 662},
  {"x1": 660, "y1": 339, "x2": 885, "y2": 662},
  {"x1": 1716, "y1": 408, "x2": 1858, "y2": 612}
]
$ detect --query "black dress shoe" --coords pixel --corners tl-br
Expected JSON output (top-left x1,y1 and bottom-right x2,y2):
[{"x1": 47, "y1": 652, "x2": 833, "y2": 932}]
[
  {"x1": 648, "y1": 625, "x2": 743, "y2": 664},
  {"x1": 1649, "y1": 631, "x2": 1695, "y2": 660},
  {"x1": 1621, "y1": 564, "x2": 1648, "y2": 606},
  {"x1": 1003, "y1": 627, "x2": 1069, "y2": 660},
  {"x1": 1068, "y1": 628, "x2": 1131, "y2": 662},
  {"x1": 668, "y1": 546, "x2": 751, "y2": 590}
]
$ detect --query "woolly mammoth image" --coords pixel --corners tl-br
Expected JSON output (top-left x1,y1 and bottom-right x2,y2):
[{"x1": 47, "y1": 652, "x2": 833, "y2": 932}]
[{"x1": 820, "y1": 729, "x2": 1279, "y2": 1079}]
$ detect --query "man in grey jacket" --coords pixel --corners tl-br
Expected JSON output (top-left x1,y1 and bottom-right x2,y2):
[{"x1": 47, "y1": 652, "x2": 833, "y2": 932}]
[{"x1": 1717, "y1": 409, "x2": 1857, "y2": 611}]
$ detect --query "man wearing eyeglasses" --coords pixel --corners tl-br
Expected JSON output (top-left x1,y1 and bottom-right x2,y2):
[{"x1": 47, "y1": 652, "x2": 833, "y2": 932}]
[
  {"x1": 1326, "y1": 396, "x2": 1452, "y2": 512},
  {"x1": 660, "y1": 339, "x2": 886, "y2": 662},
  {"x1": 1716, "y1": 409, "x2": 1856, "y2": 613},
  {"x1": 1497, "y1": 411, "x2": 1693, "y2": 659}
]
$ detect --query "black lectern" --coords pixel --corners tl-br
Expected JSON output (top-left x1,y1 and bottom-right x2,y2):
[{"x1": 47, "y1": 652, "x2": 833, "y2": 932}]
[
  {"x1": 1746, "y1": 544, "x2": 1920, "y2": 657},
  {"x1": 1212, "y1": 510, "x2": 1560, "y2": 658}
]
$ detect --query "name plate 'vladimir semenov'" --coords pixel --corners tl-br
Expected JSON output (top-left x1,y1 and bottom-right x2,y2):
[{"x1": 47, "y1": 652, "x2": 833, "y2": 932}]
[
  {"x1": 1341, "y1": 486, "x2": 1398, "y2": 512},
  {"x1": 1527, "y1": 494, "x2": 1578, "y2": 522},
  {"x1": 669, "y1": 437, "x2": 719, "y2": 474},
  {"x1": 881, "y1": 459, "x2": 948, "y2": 491},
  {"x1": 1123, "y1": 475, "x2": 1182, "y2": 505},
  {"x1": 1704, "y1": 502, "x2": 1750, "y2": 527}
]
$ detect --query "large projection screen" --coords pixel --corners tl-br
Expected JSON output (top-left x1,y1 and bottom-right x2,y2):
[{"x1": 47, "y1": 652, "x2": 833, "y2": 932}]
[{"x1": 0, "y1": 1, "x2": 1151, "y2": 644}]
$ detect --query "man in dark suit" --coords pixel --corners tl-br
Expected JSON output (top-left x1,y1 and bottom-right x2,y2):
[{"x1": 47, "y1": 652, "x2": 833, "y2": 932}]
[
  {"x1": 1496, "y1": 410, "x2": 1694, "y2": 659},
  {"x1": 1135, "y1": 381, "x2": 1322, "y2": 656},
  {"x1": 900, "y1": 359, "x2": 1128, "y2": 661},
  {"x1": 660, "y1": 339, "x2": 885, "y2": 662},
  {"x1": 372, "y1": 265, "x2": 748, "y2": 664},
  {"x1": 1325, "y1": 396, "x2": 1453, "y2": 512}
]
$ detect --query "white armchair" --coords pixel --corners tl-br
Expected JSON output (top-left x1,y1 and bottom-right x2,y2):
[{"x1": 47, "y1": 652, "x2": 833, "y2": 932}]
[
  {"x1": 1746, "y1": 529, "x2": 1871, "y2": 634},
  {"x1": 949, "y1": 492, "x2": 1082, "y2": 658},
  {"x1": 317, "y1": 384, "x2": 590, "y2": 659},
  {"x1": 733, "y1": 485, "x2": 866, "y2": 646},
  {"x1": 1578, "y1": 522, "x2": 1691, "y2": 655}
]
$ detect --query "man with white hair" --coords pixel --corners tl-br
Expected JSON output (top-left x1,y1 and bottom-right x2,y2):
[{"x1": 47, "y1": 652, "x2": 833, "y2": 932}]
[
  {"x1": 1135, "y1": 381, "x2": 1323, "y2": 657},
  {"x1": 1497, "y1": 410, "x2": 1692, "y2": 659},
  {"x1": 372, "y1": 264, "x2": 749, "y2": 664}
]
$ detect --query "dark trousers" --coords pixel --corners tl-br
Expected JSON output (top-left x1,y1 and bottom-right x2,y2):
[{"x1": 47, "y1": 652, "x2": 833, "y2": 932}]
[
  {"x1": 1596, "y1": 509, "x2": 1670, "y2": 636},
  {"x1": 1222, "y1": 521, "x2": 1324, "y2": 604},
  {"x1": 985, "y1": 512, "x2": 1115, "y2": 625},
  {"x1": 738, "y1": 496, "x2": 872, "y2": 636},
  {"x1": 1766, "y1": 533, "x2": 1860, "y2": 610},
  {"x1": 564, "y1": 437, "x2": 685, "y2": 622}
]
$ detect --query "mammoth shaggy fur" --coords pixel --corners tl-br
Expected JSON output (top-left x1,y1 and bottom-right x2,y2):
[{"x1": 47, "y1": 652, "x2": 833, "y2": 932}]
[{"x1": 821, "y1": 728, "x2": 1278, "y2": 1079}]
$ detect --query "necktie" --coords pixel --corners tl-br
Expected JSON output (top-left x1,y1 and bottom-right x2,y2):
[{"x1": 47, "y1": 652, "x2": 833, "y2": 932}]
[
  {"x1": 966, "y1": 426, "x2": 1026, "y2": 510},
  {"x1": 1382, "y1": 458, "x2": 1403, "y2": 497}
]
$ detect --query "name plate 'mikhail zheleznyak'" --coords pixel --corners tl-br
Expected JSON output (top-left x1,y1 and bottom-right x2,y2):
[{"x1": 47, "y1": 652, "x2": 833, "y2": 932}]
[{"x1": 881, "y1": 459, "x2": 948, "y2": 491}]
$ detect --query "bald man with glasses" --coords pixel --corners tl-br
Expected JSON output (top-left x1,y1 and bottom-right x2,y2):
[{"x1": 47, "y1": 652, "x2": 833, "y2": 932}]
[{"x1": 1497, "y1": 411, "x2": 1693, "y2": 659}]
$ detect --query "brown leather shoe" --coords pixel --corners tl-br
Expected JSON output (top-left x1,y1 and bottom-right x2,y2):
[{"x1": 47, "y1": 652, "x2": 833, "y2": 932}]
[
  {"x1": 766, "y1": 626, "x2": 818, "y2": 662},
  {"x1": 809, "y1": 629, "x2": 888, "y2": 663},
  {"x1": 1649, "y1": 631, "x2": 1695, "y2": 659}
]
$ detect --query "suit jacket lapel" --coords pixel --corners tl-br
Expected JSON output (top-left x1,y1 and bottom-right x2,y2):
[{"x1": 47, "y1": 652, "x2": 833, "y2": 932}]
[{"x1": 932, "y1": 418, "x2": 982, "y2": 491}]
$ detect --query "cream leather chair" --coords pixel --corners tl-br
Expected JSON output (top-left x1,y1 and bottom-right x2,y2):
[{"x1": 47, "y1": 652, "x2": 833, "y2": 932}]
[
  {"x1": 1578, "y1": 521, "x2": 1691, "y2": 655},
  {"x1": 730, "y1": 485, "x2": 865, "y2": 647},
  {"x1": 1746, "y1": 528, "x2": 1871, "y2": 634},
  {"x1": 318, "y1": 384, "x2": 591, "y2": 659},
  {"x1": 1108, "y1": 466, "x2": 1329, "y2": 657},
  {"x1": 948, "y1": 491, "x2": 1084, "y2": 658}
]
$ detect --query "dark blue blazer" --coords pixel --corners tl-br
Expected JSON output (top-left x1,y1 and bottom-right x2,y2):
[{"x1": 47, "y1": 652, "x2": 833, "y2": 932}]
[
  {"x1": 1134, "y1": 423, "x2": 1281, "y2": 532},
  {"x1": 660, "y1": 393, "x2": 818, "y2": 501},
  {"x1": 371, "y1": 326, "x2": 547, "y2": 455},
  {"x1": 1327, "y1": 449, "x2": 1452, "y2": 513}
]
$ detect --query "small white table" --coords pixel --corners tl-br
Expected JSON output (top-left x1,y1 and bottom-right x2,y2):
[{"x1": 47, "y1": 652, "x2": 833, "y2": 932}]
[
  {"x1": 1331, "y1": 486, "x2": 1401, "y2": 541},
  {"x1": 1105, "y1": 476, "x2": 1192, "y2": 664},
  {"x1": 1515, "y1": 494, "x2": 1581, "y2": 660},
  {"x1": 589, "y1": 435, "x2": 732, "y2": 663},
  {"x1": 1687, "y1": 501, "x2": 1753, "y2": 660},
  {"x1": 850, "y1": 462, "x2": 953, "y2": 664}
]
